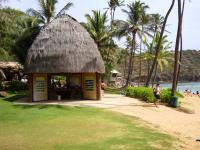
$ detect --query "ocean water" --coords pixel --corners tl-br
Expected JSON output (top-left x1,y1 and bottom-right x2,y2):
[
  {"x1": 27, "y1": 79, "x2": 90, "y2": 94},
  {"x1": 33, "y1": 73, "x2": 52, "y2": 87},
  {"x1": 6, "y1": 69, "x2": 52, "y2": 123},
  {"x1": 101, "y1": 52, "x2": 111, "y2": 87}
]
[{"x1": 161, "y1": 82, "x2": 200, "y2": 93}]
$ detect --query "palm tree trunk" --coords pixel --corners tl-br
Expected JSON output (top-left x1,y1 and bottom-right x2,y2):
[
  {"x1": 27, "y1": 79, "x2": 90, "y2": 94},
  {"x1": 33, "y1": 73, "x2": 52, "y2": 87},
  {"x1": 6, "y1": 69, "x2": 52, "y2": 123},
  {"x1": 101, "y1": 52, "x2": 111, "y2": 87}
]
[
  {"x1": 125, "y1": 31, "x2": 136, "y2": 87},
  {"x1": 105, "y1": 8, "x2": 115, "y2": 77},
  {"x1": 138, "y1": 40, "x2": 142, "y2": 86},
  {"x1": 172, "y1": 0, "x2": 185, "y2": 95},
  {"x1": 172, "y1": 0, "x2": 183, "y2": 95},
  {"x1": 124, "y1": 49, "x2": 128, "y2": 78},
  {"x1": 145, "y1": 0, "x2": 175, "y2": 87},
  {"x1": 146, "y1": 27, "x2": 157, "y2": 82},
  {"x1": 152, "y1": 62, "x2": 158, "y2": 88},
  {"x1": 130, "y1": 33, "x2": 137, "y2": 84},
  {"x1": 176, "y1": 34, "x2": 183, "y2": 87}
]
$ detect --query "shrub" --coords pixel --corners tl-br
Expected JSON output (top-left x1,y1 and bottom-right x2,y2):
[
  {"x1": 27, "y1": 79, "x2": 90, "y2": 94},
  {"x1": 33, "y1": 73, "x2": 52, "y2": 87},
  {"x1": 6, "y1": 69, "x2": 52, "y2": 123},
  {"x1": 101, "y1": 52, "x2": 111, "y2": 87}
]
[
  {"x1": 126, "y1": 87, "x2": 184, "y2": 104},
  {"x1": 126, "y1": 86, "x2": 155, "y2": 103},
  {"x1": 5, "y1": 81, "x2": 28, "y2": 91},
  {"x1": 160, "y1": 88, "x2": 184, "y2": 103}
]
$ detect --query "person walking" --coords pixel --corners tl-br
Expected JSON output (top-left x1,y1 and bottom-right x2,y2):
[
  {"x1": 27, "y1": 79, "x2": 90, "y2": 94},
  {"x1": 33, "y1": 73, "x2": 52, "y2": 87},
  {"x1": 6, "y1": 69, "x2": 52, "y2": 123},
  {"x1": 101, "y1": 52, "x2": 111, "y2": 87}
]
[{"x1": 153, "y1": 84, "x2": 161, "y2": 107}]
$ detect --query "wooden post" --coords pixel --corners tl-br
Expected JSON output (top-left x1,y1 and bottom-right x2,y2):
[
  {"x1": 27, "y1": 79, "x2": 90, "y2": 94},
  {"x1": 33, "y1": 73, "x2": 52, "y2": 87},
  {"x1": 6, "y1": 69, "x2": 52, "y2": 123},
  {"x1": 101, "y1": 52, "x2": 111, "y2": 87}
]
[
  {"x1": 28, "y1": 73, "x2": 33, "y2": 102},
  {"x1": 96, "y1": 73, "x2": 101, "y2": 100}
]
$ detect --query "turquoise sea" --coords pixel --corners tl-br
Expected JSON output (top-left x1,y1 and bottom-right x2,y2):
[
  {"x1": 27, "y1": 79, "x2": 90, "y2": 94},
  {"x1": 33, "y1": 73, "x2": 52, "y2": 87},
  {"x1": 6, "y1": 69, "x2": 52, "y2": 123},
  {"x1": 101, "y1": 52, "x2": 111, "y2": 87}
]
[{"x1": 161, "y1": 82, "x2": 200, "y2": 93}]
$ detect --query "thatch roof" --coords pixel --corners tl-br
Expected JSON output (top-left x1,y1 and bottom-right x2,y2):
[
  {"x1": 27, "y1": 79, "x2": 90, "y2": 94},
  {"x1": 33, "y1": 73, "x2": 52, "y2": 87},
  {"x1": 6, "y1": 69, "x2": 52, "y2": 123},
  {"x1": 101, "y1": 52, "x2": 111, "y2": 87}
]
[
  {"x1": 24, "y1": 15, "x2": 105, "y2": 74},
  {"x1": 0, "y1": 62, "x2": 23, "y2": 70}
]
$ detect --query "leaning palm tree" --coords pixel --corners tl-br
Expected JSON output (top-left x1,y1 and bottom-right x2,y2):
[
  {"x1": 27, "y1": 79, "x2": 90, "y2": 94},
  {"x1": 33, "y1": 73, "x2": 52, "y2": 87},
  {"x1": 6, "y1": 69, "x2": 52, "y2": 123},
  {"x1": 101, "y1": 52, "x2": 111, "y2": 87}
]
[
  {"x1": 27, "y1": 0, "x2": 73, "y2": 25},
  {"x1": 115, "y1": 0, "x2": 149, "y2": 86},
  {"x1": 172, "y1": 0, "x2": 185, "y2": 96},
  {"x1": 145, "y1": 13, "x2": 164, "y2": 77},
  {"x1": 145, "y1": 0, "x2": 175, "y2": 87}
]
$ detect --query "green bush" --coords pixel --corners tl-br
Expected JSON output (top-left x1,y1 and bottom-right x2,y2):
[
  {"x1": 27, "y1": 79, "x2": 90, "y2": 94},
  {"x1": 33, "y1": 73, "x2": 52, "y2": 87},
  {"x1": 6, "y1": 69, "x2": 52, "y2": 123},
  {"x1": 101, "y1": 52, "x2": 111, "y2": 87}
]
[
  {"x1": 126, "y1": 87, "x2": 184, "y2": 104},
  {"x1": 126, "y1": 86, "x2": 155, "y2": 103},
  {"x1": 160, "y1": 88, "x2": 184, "y2": 103},
  {"x1": 5, "y1": 81, "x2": 28, "y2": 91}
]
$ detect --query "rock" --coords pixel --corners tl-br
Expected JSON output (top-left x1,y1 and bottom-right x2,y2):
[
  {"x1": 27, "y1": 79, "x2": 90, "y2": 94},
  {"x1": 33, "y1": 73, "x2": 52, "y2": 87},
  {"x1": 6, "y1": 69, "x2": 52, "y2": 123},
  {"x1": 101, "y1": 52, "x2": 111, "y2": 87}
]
[{"x1": 0, "y1": 91, "x2": 7, "y2": 97}]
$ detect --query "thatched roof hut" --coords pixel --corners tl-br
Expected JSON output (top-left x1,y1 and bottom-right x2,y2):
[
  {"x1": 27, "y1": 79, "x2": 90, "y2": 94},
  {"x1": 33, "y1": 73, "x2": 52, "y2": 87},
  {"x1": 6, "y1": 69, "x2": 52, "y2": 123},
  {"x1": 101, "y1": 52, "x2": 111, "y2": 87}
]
[
  {"x1": 24, "y1": 15, "x2": 105, "y2": 101},
  {"x1": 0, "y1": 61, "x2": 23, "y2": 71},
  {"x1": 24, "y1": 15, "x2": 104, "y2": 73}
]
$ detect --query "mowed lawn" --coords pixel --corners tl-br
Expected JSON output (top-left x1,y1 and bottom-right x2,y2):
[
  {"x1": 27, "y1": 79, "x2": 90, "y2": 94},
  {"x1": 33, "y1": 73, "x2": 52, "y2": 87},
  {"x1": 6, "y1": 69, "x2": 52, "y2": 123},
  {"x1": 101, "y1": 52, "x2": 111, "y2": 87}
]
[{"x1": 0, "y1": 92, "x2": 176, "y2": 150}]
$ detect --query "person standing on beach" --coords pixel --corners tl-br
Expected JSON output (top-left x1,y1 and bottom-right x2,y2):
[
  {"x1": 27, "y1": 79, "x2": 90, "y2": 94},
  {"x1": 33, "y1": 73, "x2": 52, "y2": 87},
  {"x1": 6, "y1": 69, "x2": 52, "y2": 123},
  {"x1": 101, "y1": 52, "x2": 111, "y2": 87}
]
[{"x1": 153, "y1": 84, "x2": 161, "y2": 107}]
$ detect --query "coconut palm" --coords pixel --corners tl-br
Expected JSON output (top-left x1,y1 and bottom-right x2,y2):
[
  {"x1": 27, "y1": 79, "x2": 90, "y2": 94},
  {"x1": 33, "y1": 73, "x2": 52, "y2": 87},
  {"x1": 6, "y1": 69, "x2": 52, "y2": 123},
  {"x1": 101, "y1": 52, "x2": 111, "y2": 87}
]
[
  {"x1": 143, "y1": 33, "x2": 172, "y2": 86},
  {"x1": 105, "y1": 0, "x2": 124, "y2": 77},
  {"x1": 172, "y1": 0, "x2": 185, "y2": 95},
  {"x1": 82, "y1": 10, "x2": 111, "y2": 60},
  {"x1": 145, "y1": 0, "x2": 175, "y2": 87},
  {"x1": 27, "y1": 0, "x2": 73, "y2": 25},
  {"x1": 107, "y1": 0, "x2": 124, "y2": 28},
  {"x1": 151, "y1": 33, "x2": 172, "y2": 86},
  {"x1": 145, "y1": 14, "x2": 164, "y2": 77},
  {"x1": 115, "y1": 0, "x2": 149, "y2": 86}
]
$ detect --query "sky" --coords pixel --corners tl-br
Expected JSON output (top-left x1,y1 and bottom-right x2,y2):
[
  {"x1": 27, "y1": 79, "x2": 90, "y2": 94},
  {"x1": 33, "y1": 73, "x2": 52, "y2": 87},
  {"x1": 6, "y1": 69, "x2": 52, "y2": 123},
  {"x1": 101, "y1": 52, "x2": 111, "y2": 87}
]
[{"x1": 2, "y1": 0, "x2": 200, "y2": 50}]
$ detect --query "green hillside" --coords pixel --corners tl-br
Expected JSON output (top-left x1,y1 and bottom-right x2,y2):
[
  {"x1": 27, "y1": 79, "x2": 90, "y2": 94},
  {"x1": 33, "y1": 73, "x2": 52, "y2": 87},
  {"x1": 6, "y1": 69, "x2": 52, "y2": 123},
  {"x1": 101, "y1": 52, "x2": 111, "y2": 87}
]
[{"x1": 118, "y1": 50, "x2": 200, "y2": 82}]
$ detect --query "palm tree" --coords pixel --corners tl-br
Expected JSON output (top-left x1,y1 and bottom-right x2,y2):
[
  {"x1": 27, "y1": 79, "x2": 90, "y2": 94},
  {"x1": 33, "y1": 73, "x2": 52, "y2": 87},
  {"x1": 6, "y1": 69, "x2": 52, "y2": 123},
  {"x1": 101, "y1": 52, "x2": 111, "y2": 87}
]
[
  {"x1": 145, "y1": 0, "x2": 175, "y2": 87},
  {"x1": 115, "y1": 0, "x2": 149, "y2": 86},
  {"x1": 27, "y1": 0, "x2": 73, "y2": 25},
  {"x1": 143, "y1": 33, "x2": 172, "y2": 87},
  {"x1": 138, "y1": 13, "x2": 151, "y2": 86},
  {"x1": 82, "y1": 10, "x2": 111, "y2": 60},
  {"x1": 172, "y1": 0, "x2": 185, "y2": 96},
  {"x1": 107, "y1": 0, "x2": 124, "y2": 28},
  {"x1": 151, "y1": 33, "x2": 172, "y2": 86},
  {"x1": 146, "y1": 14, "x2": 164, "y2": 77},
  {"x1": 105, "y1": 0, "x2": 124, "y2": 78}
]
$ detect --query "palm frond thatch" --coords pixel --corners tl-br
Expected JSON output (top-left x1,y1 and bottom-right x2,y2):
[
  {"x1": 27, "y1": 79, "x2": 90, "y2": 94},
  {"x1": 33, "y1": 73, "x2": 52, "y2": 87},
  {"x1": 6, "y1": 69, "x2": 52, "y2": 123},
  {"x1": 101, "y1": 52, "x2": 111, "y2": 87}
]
[{"x1": 24, "y1": 15, "x2": 105, "y2": 73}]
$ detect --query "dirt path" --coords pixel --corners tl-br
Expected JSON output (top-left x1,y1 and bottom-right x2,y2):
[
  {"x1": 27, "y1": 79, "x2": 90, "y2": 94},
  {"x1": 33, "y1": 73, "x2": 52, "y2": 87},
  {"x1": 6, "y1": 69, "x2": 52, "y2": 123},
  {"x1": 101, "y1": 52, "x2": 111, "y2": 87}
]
[
  {"x1": 17, "y1": 94, "x2": 200, "y2": 149},
  {"x1": 104, "y1": 95, "x2": 200, "y2": 149}
]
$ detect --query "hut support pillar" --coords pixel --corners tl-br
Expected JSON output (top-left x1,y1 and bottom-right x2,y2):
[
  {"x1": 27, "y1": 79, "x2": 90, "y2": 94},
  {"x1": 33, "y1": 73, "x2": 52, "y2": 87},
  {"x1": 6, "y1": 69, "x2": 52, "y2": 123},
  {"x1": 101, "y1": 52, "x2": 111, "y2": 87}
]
[
  {"x1": 28, "y1": 73, "x2": 33, "y2": 102},
  {"x1": 96, "y1": 73, "x2": 101, "y2": 100}
]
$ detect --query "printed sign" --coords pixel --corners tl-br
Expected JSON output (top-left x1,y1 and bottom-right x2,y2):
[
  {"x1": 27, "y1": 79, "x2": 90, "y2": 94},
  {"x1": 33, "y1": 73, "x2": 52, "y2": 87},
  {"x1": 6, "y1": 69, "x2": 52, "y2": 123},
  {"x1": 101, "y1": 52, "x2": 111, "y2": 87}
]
[
  {"x1": 85, "y1": 80, "x2": 94, "y2": 91},
  {"x1": 33, "y1": 75, "x2": 47, "y2": 101},
  {"x1": 35, "y1": 77, "x2": 45, "y2": 92}
]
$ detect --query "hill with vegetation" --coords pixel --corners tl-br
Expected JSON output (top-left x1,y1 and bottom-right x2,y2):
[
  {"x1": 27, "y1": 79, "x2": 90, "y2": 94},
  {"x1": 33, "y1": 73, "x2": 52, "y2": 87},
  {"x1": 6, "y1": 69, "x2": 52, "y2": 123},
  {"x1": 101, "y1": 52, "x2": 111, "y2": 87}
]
[{"x1": 118, "y1": 50, "x2": 200, "y2": 82}]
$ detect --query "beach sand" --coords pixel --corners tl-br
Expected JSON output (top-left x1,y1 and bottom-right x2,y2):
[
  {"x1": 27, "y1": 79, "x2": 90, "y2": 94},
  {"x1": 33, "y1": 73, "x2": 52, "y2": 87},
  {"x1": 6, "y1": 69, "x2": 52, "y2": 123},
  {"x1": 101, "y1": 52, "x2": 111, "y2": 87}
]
[{"x1": 107, "y1": 95, "x2": 200, "y2": 150}]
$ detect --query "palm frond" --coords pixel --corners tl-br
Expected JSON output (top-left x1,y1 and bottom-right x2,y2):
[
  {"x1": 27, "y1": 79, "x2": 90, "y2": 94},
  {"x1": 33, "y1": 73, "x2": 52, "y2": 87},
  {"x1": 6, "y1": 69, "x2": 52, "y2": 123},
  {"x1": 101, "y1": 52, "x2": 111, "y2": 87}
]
[{"x1": 56, "y1": 2, "x2": 73, "y2": 17}]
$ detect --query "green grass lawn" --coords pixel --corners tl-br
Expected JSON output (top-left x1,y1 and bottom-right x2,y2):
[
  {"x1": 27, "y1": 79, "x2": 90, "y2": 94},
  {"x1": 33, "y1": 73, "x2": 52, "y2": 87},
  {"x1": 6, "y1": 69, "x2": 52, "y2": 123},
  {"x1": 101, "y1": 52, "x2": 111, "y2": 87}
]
[{"x1": 0, "y1": 92, "x2": 177, "y2": 150}]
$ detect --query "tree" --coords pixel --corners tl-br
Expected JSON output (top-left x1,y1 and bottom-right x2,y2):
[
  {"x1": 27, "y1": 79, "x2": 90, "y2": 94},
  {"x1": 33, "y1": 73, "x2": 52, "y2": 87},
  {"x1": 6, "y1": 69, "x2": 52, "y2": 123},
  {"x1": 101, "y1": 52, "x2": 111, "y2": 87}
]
[
  {"x1": 151, "y1": 34, "x2": 172, "y2": 86},
  {"x1": 115, "y1": 0, "x2": 149, "y2": 86},
  {"x1": 145, "y1": 0, "x2": 175, "y2": 87},
  {"x1": 12, "y1": 0, "x2": 73, "y2": 64},
  {"x1": 146, "y1": 14, "x2": 164, "y2": 78},
  {"x1": 143, "y1": 33, "x2": 172, "y2": 86},
  {"x1": 107, "y1": 0, "x2": 124, "y2": 28},
  {"x1": 172, "y1": 0, "x2": 185, "y2": 95},
  {"x1": 105, "y1": 0, "x2": 124, "y2": 82},
  {"x1": 27, "y1": 0, "x2": 73, "y2": 25},
  {"x1": 82, "y1": 10, "x2": 111, "y2": 60},
  {"x1": 0, "y1": 8, "x2": 29, "y2": 61}
]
